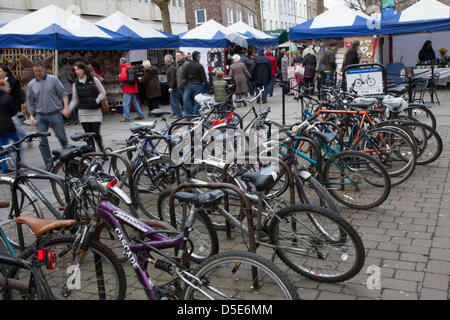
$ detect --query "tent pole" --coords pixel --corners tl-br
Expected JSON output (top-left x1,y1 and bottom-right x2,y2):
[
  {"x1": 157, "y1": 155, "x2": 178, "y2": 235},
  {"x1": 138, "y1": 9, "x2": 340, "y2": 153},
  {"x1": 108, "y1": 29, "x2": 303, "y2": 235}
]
[{"x1": 54, "y1": 50, "x2": 59, "y2": 76}]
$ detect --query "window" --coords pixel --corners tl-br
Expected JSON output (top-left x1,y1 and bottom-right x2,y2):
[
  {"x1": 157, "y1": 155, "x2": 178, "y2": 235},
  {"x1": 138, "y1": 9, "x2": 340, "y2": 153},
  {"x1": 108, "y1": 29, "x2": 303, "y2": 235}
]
[
  {"x1": 227, "y1": 8, "x2": 233, "y2": 26},
  {"x1": 270, "y1": 20, "x2": 273, "y2": 30},
  {"x1": 178, "y1": 0, "x2": 183, "y2": 7},
  {"x1": 236, "y1": 10, "x2": 241, "y2": 22},
  {"x1": 195, "y1": 9, "x2": 206, "y2": 26},
  {"x1": 248, "y1": 13, "x2": 254, "y2": 28},
  {"x1": 172, "y1": 0, "x2": 176, "y2": 6},
  {"x1": 275, "y1": 21, "x2": 278, "y2": 29},
  {"x1": 263, "y1": 19, "x2": 267, "y2": 30}
]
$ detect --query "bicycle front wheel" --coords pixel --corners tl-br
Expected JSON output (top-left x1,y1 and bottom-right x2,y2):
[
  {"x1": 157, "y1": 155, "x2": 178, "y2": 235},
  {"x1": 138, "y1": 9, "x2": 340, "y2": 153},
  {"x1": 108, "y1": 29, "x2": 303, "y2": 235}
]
[
  {"x1": 269, "y1": 204, "x2": 365, "y2": 282},
  {"x1": 323, "y1": 150, "x2": 391, "y2": 209},
  {"x1": 6, "y1": 234, "x2": 126, "y2": 300},
  {"x1": 182, "y1": 250, "x2": 299, "y2": 300}
]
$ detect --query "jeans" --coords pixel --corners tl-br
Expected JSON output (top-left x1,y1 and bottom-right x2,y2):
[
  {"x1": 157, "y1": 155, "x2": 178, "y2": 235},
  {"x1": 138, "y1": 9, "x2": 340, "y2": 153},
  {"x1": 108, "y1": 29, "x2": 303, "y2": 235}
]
[
  {"x1": 183, "y1": 84, "x2": 203, "y2": 116},
  {"x1": 320, "y1": 71, "x2": 335, "y2": 99},
  {"x1": 12, "y1": 115, "x2": 29, "y2": 139},
  {"x1": 36, "y1": 112, "x2": 68, "y2": 167},
  {"x1": 170, "y1": 89, "x2": 183, "y2": 117},
  {"x1": 247, "y1": 78, "x2": 254, "y2": 96},
  {"x1": 0, "y1": 132, "x2": 20, "y2": 172},
  {"x1": 266, "y1": 75, "x2": 275, "y2": 97},
  {"x1": 123, "y1": 93, "x2": 144, "y2": 119},
  {"x1": 256, "y1": 85, "x2": 268, "y2": 104},
  {"x1": 148, "y1": 98, "x2": 159, "y2": 114}
]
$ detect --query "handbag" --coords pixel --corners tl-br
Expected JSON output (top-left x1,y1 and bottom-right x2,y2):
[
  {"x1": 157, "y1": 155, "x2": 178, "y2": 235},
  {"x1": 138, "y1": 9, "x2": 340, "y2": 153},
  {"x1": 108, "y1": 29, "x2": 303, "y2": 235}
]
[
  {"x1": 295, "y1": 64, "x2": 305, "y2": 77},
  {"x1": 92, "y1": 77, "x2": 109, "y2": 114}
]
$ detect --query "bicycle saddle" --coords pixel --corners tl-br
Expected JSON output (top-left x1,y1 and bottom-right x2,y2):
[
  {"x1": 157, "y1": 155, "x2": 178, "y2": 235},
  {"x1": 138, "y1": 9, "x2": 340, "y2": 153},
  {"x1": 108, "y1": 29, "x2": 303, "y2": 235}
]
[
  {"x1": 15, "y1": 216, "x2": 76, "y2": 237},
  {"x1": 52, "y1": 145, "x2": 90, "y2": 161},
  {"x1": 174, "y1": 190, "x2": 225, "y2": 206},
  {"x1": 240, "y1": 172, "x2": 274, "y2": 192},
  {"x1": 70, "y1": 132, "x2": 96, "y2": 142},
  {"x1": 150, "y1": 109, "x2": 171, "y2": 117},
  {"x1": 130, "y1": 122, "x2": 156, "y2": 133},
  {"x1": 348, "y1": 100, "x2": 376, "y2": 110},
  {"x1": 309, "y1": 130, "x2": 337, "y2": 144},
  {"x1": 388, "y1": 85, "x2": 407, "y2": 96}
]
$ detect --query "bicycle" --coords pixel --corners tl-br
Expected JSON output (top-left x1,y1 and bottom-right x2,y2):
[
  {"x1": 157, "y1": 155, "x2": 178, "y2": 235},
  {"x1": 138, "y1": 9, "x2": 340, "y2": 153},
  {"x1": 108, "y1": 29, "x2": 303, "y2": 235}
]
[{"x1": 14, "y1": 159, "x2": 299, "y2": 300}]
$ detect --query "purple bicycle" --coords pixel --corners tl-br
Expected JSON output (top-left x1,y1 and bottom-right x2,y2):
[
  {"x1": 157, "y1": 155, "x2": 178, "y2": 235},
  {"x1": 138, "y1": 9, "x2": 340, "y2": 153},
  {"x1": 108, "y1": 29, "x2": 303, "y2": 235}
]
[{"x1": 16, "y1": 159, "x2": 299, "y2": 300}]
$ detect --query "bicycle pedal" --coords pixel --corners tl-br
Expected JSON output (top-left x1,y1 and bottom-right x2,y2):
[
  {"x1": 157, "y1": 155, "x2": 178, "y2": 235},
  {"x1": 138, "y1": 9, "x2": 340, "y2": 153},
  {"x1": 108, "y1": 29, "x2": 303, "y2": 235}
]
[{"x1": 155, "y1": 285, "x2": 178, "y2": 300}]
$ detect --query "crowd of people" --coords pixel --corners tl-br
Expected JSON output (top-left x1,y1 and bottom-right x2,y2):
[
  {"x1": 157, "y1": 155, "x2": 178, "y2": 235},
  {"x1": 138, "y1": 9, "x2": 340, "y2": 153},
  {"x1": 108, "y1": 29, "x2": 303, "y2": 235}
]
[{"x1": 0, "y1": 41, "x2": 363, "y2": 171}]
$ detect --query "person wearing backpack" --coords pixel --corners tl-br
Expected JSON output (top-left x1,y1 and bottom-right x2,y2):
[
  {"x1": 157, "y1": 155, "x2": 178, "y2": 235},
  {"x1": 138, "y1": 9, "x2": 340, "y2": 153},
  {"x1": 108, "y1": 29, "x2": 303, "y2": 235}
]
[{"x1": 119, "y1": 57, "x2": 145, "y2": 122}]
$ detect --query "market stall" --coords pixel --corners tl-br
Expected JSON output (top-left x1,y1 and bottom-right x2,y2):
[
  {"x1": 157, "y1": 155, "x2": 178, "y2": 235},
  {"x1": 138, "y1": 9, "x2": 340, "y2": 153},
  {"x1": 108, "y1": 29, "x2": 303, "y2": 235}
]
[
  {"x1": 227, "y1": 21, "x2": 278, "y2": 47},
  {"x1": 178, "y1": 19, "x2": 247, "y2": 84}
]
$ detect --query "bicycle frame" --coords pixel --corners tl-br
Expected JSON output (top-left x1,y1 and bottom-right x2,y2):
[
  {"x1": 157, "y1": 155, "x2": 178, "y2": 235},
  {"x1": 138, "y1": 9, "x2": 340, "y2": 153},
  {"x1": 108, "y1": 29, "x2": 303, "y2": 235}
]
[{"x1": 95, "y1": 199, "x2": 186, "y2": 300}]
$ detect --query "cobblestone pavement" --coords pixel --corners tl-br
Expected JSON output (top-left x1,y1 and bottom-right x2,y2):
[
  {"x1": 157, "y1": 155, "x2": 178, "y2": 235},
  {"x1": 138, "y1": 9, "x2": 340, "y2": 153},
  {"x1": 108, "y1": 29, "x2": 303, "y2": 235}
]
[{"x1": 2, "y1": 87, "x2": 449, "y2": 300}]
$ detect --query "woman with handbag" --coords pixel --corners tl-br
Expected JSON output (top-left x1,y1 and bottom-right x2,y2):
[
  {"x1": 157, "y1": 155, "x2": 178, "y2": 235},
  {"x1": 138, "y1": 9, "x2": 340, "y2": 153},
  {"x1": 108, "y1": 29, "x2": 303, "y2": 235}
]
[{"x1": 69, "y1": 61, "x2": 106, "y2": 152}]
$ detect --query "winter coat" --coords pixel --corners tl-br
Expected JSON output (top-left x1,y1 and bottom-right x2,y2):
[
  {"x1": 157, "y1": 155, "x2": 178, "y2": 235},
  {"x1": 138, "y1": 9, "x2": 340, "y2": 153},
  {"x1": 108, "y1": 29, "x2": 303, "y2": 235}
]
[
  {"x1": 183, "y1": 60, "x2": 208, "y2": 88},
  {"x1": 176, "y1": 58, "x2": 188, "y2": 89},
  {"x1": 342, "y1": 47, "x2": 360, "y2": 70},
  {"x1": 142, "y1": 66, "x2": 161, "y2": 100},
  {"x1": 266, "y1": 54, "x2": 278, "y2": 77},
  {"x1": 230, "y1": 61, "x2": 251, "y2": 94},
  {"x1": 0, "y1": 89, "x2": 17, "y2": 134},
  {"x1": 119, "y1": 63, "x2": 138, "y2": 94},
  {"x1": 214, "y1": 80, "x2": 228, "y2": 103},
  {"x1": 166, "y1": 62, "x2": 177, "y2": 90},
  {"x1": 302, "y1": 53, "x2": 317, "y2": 78},
  {"x1": 6, "y1": 76, "x2": 25, "y2": 110},
  {"x1": 321, "y1": 49, "x2": 337, "y2": 73},
  {"x1": 253, "y1": 55, "x2": 272, "y2": 87}
]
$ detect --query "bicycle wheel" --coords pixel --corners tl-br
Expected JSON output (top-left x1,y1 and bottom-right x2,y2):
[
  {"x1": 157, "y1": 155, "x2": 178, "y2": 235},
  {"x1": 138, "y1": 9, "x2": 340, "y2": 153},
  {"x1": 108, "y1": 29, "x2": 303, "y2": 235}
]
[
  {"x1": 158, "y1": 189, "x2": 219, "y2": 264},
  {"x1": 353, "y1": 127, "x2": 417, "y2": 186},
  {"x1": 323, "y1": 150, "x2": 391, "y2": 210},
  {"x1": 0, "y1": 180, "x2": 43, "y2": 250},
  {"x1": 132, "y1": 156, "x2": 175, "y2": 219},
  {"x1": 182, "y1": 250, "x2": 299, "y2": 300},
  {"x1": 402, "y1": 104, "x2": 436, "y2": 132},
  {"x1": 269, "y1": 204, "x2": 365, "y2": 282},
  {"x1": 6, "y1": 234, "x2": 126, "y2": 300},
  {"x1": 380, "y1": 121, "x2": 442, "y2": 165}
]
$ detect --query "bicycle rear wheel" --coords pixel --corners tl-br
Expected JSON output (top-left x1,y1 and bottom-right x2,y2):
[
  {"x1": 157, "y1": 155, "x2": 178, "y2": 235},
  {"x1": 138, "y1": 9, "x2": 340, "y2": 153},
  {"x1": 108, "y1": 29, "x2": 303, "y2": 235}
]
[
  {"x1": 269, "y1": 204, "x2": 365, "y2": 282},
  {"x1": 0, "y1": 179, "x2": 43, "y2": 250},
  {"x1": 323, "y1": 150, "x2": 391, "y2": 209},
  {"x1": 182, "y1": 250, "x2": 299, "y2": 300},
  {"x1": 6, "y1": 234, "x2": 126, "y2": 300}
]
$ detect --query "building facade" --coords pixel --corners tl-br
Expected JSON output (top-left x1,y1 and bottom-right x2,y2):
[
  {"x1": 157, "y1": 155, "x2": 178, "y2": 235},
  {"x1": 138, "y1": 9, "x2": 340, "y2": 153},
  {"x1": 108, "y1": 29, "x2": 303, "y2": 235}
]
[
  {"x1": 185, "y1": 0, "x2": 256, "y2": 29},
  {"x1": 0, "y1": 0, "x2": 188, "y2": 34},
  {"x1": 262, "y1": 0, "x2": 309, "y2": 31}
]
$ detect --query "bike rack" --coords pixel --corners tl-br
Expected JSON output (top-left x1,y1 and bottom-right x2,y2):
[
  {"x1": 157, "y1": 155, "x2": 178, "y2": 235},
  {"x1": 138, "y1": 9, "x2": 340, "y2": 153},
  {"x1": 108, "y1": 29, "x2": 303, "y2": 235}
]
[{"x1": 168, "y1": 182, "x2": 257, "y2": 253}]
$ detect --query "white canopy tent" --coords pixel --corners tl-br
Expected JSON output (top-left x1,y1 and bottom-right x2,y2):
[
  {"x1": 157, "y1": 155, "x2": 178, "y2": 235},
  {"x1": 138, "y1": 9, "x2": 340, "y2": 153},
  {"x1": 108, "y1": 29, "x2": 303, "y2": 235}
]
[{"x1": 226, "y1": 21, "x2": 278, "y2": 47}]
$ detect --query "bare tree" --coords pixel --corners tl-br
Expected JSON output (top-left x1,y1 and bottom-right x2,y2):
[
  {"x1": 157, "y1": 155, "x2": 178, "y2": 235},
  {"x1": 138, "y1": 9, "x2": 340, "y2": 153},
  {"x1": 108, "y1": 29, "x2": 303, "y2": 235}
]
[
  {"x1": 152, "y1": 0, "x2": 172, "y2": 34},
  {"x1": 344, "y1": 0, "x2": 419, "y2": 15}
]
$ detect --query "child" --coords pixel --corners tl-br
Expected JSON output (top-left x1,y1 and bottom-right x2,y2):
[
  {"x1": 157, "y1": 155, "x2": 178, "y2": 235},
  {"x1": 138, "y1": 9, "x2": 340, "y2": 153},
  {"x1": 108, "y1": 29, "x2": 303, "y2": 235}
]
[{"x1": 213, "y1": 70, "x2": 228, "y2": 103}]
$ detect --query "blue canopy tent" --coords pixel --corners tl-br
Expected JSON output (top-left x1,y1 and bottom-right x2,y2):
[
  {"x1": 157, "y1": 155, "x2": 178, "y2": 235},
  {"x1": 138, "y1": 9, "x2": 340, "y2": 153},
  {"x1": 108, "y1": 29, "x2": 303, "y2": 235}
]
[
  {"x1": 379, "y1": 0, "x2": 450, "y2": 35},
  {"x1": 289, "y1": 6, "x2": 375, "y2": 40},
  {"x1": 96, "y1": 11, "x2": 179, "y2": 49},
  {"x1": 0, "y1": 5, "x2": 129, "y2": 50},
  {"x1": 227, "y1": 21, "x2": 278, "y2": 47}
]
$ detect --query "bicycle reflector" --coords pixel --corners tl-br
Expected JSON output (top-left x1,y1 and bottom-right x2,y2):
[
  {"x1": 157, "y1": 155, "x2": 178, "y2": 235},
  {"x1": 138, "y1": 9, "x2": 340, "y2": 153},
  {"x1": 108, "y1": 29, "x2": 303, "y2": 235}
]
[
  {"x1": 107, "y1": 178, "x2": 118, "y2": 189},
  {"x1": 37, "y1": 249, "x2": 57, "y2": 270}
]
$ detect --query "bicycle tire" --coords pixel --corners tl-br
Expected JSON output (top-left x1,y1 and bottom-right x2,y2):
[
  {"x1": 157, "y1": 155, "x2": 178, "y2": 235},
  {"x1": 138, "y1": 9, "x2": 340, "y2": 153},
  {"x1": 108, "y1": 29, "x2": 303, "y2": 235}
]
[
  {"x1": 268, "y1": 204, "x2": 365, "y2": 282},
  {"x1": 182, "y1": 250, "x2": 299, "y2": 300},
  {"x1": 323, "y1": 150, "x2": 391, "y2": 210},
  {"x1": 6, "y1": 234, "x2": 126, "y2": 300},
  {"x1": 0, "y1": 179, "x2": 43, "y2": 250},
  {"x1": 353, "y1": 127, "x2": 417, "y2": 186}
]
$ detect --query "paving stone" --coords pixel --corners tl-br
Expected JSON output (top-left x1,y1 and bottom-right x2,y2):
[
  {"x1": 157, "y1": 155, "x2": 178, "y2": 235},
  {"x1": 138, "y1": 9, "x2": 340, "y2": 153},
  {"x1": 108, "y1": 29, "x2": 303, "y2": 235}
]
[
  {"x1": 382, "y1": 260, "x2": 416, "y2": 271},
  {"x1": 425, "y1": 260, "x2": 450, "y2": 275},
  {"x1": 431, "y1": 237, "x2": 450, "y2": 249},
  {"x1": 423, "y1": 273, "x2": 450, "y2": 291},
  {"x1": 400, "y1": 253, "x2": 429, "y2": 263},
  {"x1": 382, "y1": 289, "x2": 418, "y2": 300},
  {"x1": 368, "y1": 249, "x2": 400, "y2": 260},
  {"x1": 399, "y1": 245, "x2": 430, "y2": 255},
  {"x1": 377, "y1": 242, "x2": 400, "y2": 252},
  {"x1": 395, "y1": 270, "x2": 425, "y2": 282},
  {"x1": 430, "y1": 248, "x2": 450, "y2": 261},
  {"x1": 419, "y1": 288, "x2": 448, "y2": 300},
  {"x1": 317, "y1": 291, "x2": 357, "y2": 300},
  {"x1": 381, "y1": 279, "x2": 418, "y2": 292}
]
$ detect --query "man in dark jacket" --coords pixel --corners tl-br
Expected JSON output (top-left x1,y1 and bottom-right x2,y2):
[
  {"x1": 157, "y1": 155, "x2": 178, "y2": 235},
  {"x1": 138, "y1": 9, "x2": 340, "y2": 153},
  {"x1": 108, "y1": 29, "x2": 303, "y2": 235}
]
[
  {"x1": 342, "y1": 40, "x2": 360, "y2": 71},
  {"x1": 182, "y1": 51, "x2": 208, "y2": 116},
  {"x1": 240, "y1": 48, "x2": 255, "y2": 96},
  {"x1": 252, "y1": 49, "x2": 272, "y2": 104},
  {"x1": 176, "y1": 51, "x2": 188, "y2": 109},
  {"x1": 319, "y1": 41, "x2": 338, "y2": 98},
  {"x1": 165, "y1": 54, "x2": 182, "y2": 118}
]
